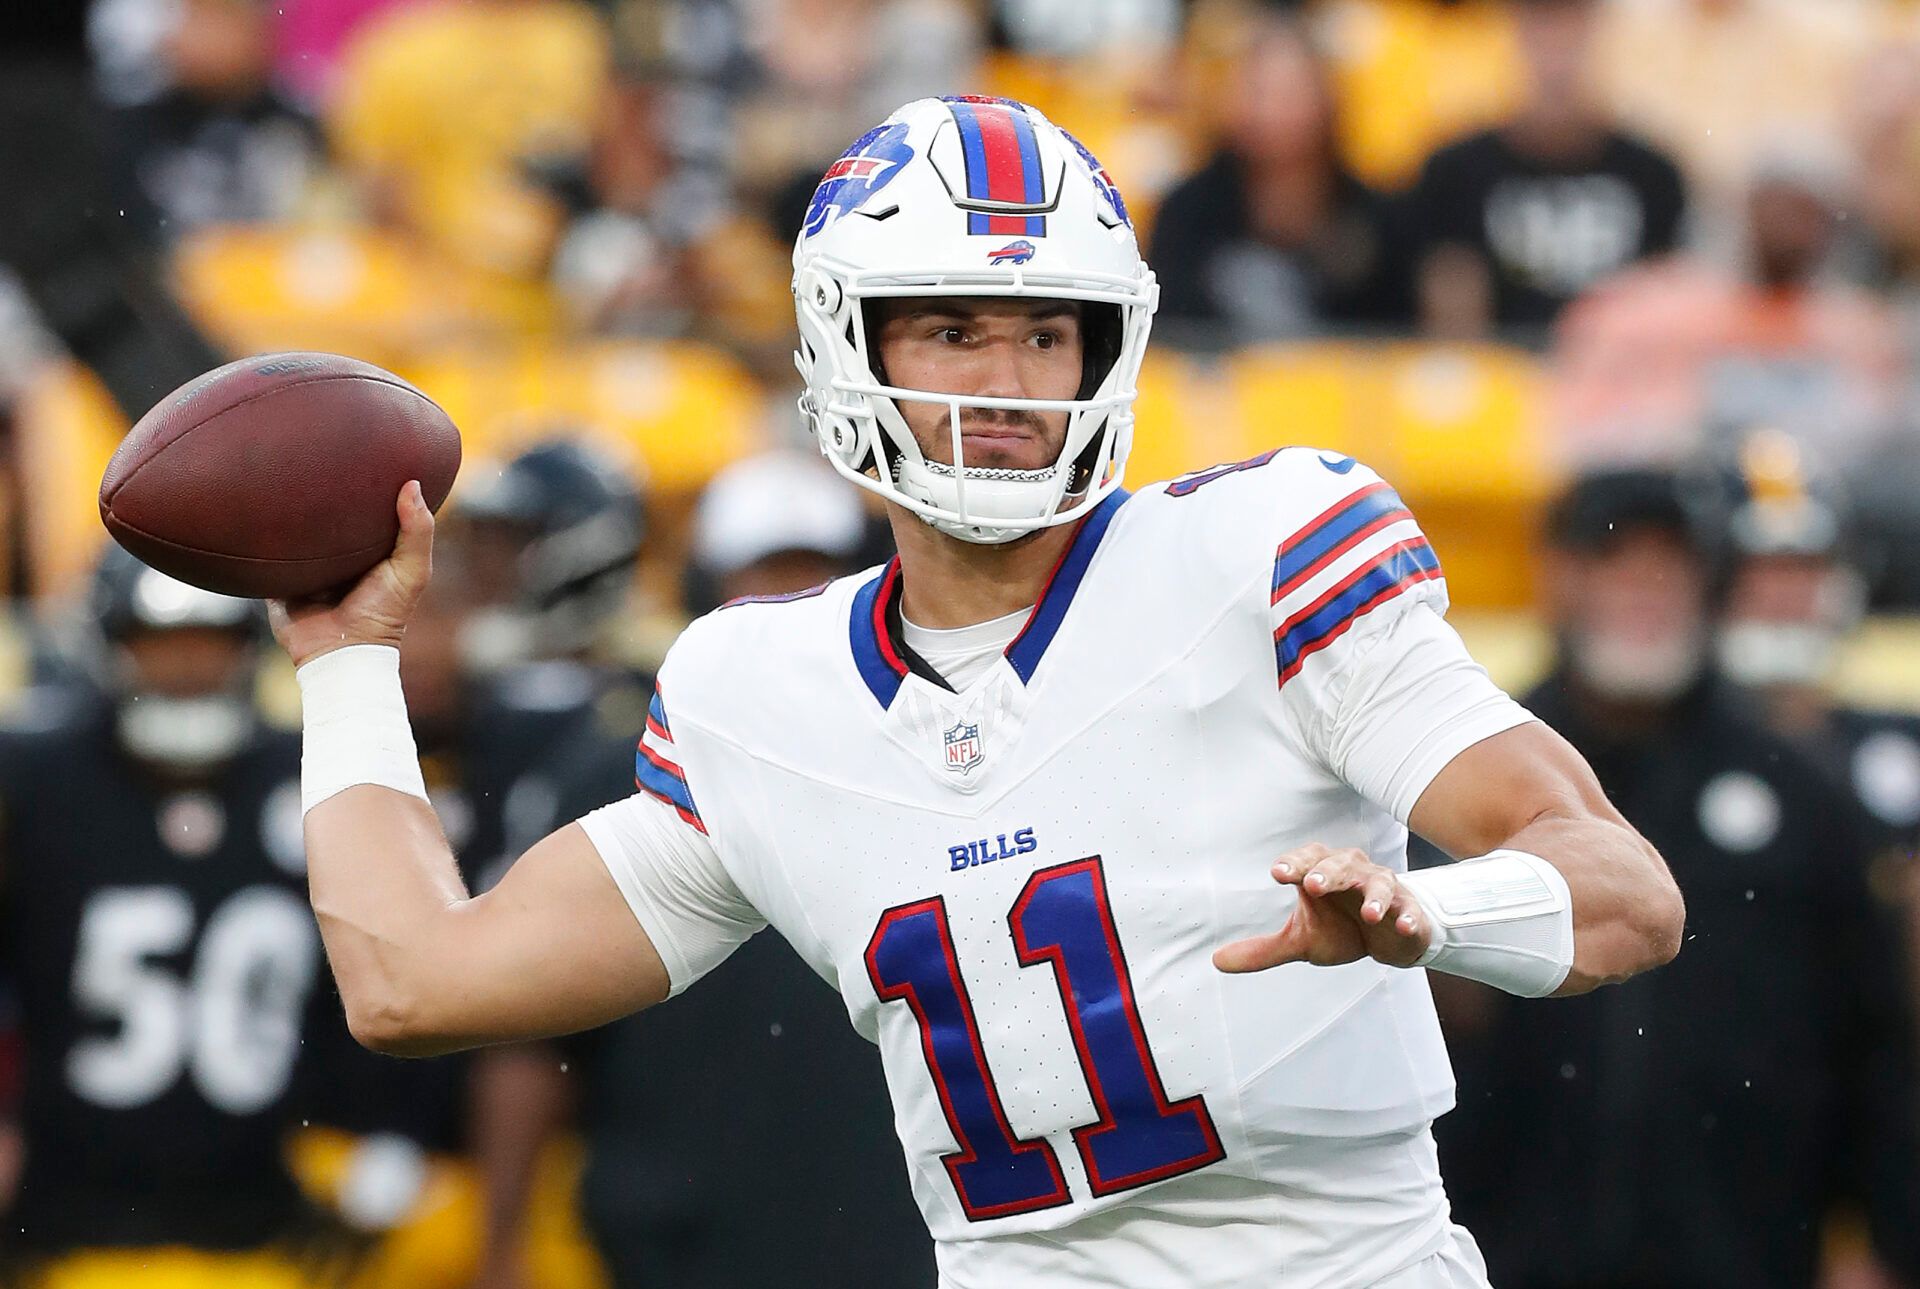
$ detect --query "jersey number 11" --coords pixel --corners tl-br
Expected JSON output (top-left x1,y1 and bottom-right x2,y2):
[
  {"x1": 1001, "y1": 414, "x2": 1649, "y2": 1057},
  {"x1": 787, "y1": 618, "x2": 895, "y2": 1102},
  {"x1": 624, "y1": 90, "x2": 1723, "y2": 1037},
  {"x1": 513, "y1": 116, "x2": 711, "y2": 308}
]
[{"x1": 865, "y1": 856, "x2": 1226, "y2": 1222}]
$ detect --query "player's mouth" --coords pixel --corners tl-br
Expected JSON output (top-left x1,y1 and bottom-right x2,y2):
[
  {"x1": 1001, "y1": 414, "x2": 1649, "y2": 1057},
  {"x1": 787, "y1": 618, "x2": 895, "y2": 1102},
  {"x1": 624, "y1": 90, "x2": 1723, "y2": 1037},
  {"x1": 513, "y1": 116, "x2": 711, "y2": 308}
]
[{"x1": 955, "y1": 416, "x2": 1052, "y2": 470}]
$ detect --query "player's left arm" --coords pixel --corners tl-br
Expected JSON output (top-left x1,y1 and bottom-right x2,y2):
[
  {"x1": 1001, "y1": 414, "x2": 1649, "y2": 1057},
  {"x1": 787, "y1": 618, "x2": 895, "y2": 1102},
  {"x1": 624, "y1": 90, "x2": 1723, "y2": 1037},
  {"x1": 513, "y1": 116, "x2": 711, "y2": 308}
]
[{"x1": 1215, "y1": 722, "x2": 1684, "y2": 996}]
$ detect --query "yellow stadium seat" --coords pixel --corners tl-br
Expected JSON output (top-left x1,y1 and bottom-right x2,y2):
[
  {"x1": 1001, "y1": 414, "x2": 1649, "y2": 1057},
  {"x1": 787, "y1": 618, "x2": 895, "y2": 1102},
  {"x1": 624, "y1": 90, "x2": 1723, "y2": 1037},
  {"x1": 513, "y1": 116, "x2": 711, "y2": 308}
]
[
  {"x1": 171, "y1": 225, "x2": 557, "y2": 368},
  {"x1": 1177, "y1": 341, "x2": 1551, "y2": 608},
  {"x1": 1371, "y1": 343, "x2": 1556, "y2": 608},
  {"x1": 1221, "y1": 341, "x2": 1373, "y2": 461},
  {"x1": 1126, "y1": 350, "x2": 1237, "y2": 488},
  {"x1": 402, "y1": 340, "x2": 765, "y2": 497},
  {"x1": 1313, "y1": 0, "x2": 1525, "y2": 190},
  {"x1": 14, "y1": 361, "x2": 124, "y2": 599},
  {"x1": 326, "y1": 0, "x2": 609, "y2": 280}
]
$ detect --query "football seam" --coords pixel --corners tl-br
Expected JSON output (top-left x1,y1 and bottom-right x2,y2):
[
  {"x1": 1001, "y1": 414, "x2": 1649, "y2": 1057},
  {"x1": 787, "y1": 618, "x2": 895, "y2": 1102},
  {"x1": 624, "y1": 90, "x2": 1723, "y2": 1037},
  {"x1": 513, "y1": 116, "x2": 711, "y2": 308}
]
[
  {"x1": 102, "y1": 507, "x2": 396, "y2": 568},
  {"x1": 102, "y1": 372, "x2": 445, "y2": 504}
]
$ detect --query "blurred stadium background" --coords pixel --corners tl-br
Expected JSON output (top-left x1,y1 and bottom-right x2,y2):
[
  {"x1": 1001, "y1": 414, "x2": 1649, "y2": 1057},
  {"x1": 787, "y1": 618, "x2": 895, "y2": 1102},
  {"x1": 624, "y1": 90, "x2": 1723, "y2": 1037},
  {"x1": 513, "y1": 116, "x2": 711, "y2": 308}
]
[{"x1": 7, "y1": 0, "x2": 1920, "y2": 1286}]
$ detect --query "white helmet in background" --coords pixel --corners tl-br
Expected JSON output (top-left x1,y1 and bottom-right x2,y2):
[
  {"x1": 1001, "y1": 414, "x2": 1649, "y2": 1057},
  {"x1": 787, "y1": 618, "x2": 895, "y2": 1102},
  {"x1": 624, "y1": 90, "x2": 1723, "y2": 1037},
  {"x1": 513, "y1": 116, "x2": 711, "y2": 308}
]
[{"x1": 792, "y1": 96, "x2": 1157, "y2": 545}]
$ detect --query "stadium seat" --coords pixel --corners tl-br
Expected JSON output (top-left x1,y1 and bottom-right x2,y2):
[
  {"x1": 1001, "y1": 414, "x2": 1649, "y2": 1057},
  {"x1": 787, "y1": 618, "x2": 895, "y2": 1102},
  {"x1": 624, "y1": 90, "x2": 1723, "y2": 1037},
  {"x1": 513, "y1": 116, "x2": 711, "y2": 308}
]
[
  {"x1": 400, "y1": 339, "x2": 766, "y2": 497},
  {"x1": 1372, "y1": 342, "x2": 1556, "y2": 609},
  {"x1": 13, "y1": 361, "x2": 123, "y2": 598},
  {"x1": 1126, "y1": 350, "x2": 1234, "y2": 488},
  {"x1": 1311, "y1": 0, "x2": 1525, "y2": 190},
  {"x1": 1221, "y1": 341, "x2": 1371, "y2": 461},
  {"x1": 171, "y1": 224, "x2": 557, "y2": 369}
]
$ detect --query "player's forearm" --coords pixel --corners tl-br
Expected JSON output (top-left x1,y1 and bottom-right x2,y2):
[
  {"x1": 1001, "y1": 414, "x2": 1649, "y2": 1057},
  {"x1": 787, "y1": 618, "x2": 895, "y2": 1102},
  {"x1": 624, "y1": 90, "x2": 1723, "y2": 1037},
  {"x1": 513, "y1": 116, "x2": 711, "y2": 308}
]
[
  {"x1": 1502, "y1": 811, "x2": 1684, "y2": 994},
  {"x1": 306, "y1": 785, "x2": 473, "y2": 1054}
]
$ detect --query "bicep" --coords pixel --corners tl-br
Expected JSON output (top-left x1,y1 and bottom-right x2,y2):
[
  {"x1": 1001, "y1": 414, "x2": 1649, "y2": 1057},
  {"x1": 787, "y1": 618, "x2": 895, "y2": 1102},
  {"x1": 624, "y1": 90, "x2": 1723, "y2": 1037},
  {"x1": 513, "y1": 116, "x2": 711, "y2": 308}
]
[
  {"x1": 428, "y1": 822, "x2": 673, "y2": 1046},
  {"x1": 1408, "y1": 720, "x2": 1629, "y2": 859}
]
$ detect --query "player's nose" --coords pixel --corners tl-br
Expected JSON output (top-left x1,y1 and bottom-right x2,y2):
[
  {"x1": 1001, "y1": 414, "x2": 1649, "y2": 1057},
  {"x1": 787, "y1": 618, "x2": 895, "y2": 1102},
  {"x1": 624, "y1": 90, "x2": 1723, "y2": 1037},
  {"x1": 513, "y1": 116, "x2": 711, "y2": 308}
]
[{"x1": 971, "y1": 334, "x2": 1035, "y2": 402}]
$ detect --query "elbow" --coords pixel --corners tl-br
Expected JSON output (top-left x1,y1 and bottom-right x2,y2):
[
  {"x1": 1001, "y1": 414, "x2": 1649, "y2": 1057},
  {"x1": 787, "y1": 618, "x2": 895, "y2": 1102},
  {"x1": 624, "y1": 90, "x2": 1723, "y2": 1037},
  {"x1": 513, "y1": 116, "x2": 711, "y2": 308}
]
[
  {"x1": 343, "y1": 989, "x2": 465, "y2": 1059},
  {"x1": 1643, "y1": 870, "x2": 1686, "y2": 969}
]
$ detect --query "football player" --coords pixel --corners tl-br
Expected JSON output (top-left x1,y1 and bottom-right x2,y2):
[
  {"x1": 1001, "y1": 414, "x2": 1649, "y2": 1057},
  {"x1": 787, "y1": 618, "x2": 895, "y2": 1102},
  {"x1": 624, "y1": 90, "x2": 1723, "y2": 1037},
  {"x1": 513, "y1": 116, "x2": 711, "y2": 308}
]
[
  {"x1": 1, "y1": 548, "x2": 338, "y2": 1288},
  {"x1": 275, "y1": 98, "x2": 1684, "y2": 1287}
]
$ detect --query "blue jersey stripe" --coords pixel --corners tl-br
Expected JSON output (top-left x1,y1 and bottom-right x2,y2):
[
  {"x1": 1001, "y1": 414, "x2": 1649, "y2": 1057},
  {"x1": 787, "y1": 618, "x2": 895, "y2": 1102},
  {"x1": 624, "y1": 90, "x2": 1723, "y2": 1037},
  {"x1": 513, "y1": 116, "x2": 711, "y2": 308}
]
[
  {"x1": 646, "y1": 690, "x2": 670, "y2": 738},
  {"x1": 1006, "y1": 490, "x2": 1129, "y2": 684},
  {"x1": 1272, "y1": 484, "x2": 1409, "y2": 599},
  {"x1": 850, "y1": 564, "x2": 907, "y2": 707},
  {"x1": 636, "y1": 744, "x2": 702, "y2": 820},
  {"x1": 1275, "y1": 540, "x2": 1441, "y2": 676}
]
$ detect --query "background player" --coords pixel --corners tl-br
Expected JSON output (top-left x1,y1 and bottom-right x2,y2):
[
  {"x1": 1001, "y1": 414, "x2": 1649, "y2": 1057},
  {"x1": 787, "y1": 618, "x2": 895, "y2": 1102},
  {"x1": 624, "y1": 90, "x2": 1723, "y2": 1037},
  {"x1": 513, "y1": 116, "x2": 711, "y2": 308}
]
[
  {"x1": 274, "y1": 97, "x2": 1683, "y2": 1287},
  {"x1": 0, "y1": 548, "x2": 347, "y2": 1288},
  {"x1": 1431, "y1": 466, "x2": 1920, "y2": 1286}
]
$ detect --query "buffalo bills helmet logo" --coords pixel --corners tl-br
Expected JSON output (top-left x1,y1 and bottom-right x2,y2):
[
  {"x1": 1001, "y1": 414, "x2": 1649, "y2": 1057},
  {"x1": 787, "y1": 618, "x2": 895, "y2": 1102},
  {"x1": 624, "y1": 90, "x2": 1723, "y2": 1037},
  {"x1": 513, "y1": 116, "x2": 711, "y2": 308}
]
[
  {"x1": 1060, "y1": 128, "x2": 1130, "y2": 228},
  {"x1": 803, "y1": 122, "x2": 915, "y2": 237},
  {"x1": 987, "y1": 240, "x2": 1035, "y2": 266}
]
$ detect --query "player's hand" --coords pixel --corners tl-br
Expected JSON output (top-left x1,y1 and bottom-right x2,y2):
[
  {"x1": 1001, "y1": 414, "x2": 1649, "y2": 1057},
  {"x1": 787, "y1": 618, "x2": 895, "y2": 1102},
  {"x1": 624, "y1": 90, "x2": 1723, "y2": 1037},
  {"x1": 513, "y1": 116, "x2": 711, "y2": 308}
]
[
  {"x1": 1212, "y1": 843, "x2": 1432, "y2": 973},
  {"x1": 269, "y1": 481, "x2": 434, "y2": 667}
]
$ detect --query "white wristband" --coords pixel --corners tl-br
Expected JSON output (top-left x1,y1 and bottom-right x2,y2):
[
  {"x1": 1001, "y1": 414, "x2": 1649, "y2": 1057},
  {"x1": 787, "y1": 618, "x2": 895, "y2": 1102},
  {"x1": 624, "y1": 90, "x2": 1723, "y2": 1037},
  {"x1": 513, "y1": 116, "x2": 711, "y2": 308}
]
[
  {"x1": 1401, "y1": 850, "x2": 1574, "y2": 998},
  {"x1": 296, "y1": 644, "x2": 429, "y2": 815}
]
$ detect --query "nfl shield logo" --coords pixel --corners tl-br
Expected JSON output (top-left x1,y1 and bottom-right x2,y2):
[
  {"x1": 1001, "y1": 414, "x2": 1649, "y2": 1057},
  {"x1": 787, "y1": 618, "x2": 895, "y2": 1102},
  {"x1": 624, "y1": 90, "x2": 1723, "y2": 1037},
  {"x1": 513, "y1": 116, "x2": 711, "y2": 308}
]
[{"x1": 943, "y1": 720, "x2": 984, "y2": 775}]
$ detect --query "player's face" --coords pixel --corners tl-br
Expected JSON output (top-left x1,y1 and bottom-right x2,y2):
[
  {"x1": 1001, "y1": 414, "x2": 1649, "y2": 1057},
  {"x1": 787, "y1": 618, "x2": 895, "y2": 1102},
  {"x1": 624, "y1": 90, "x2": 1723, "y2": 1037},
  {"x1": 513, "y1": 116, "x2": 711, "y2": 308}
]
[
  {"x1": 871, "y1": 297, "x2": 1083, "y2": 473},
  {"x1": 121, "y1": 628, "x2": 253, "y2": 698},
  {"x1": 1546, "y1": 527, "x2": 1709, "y2": 701}
]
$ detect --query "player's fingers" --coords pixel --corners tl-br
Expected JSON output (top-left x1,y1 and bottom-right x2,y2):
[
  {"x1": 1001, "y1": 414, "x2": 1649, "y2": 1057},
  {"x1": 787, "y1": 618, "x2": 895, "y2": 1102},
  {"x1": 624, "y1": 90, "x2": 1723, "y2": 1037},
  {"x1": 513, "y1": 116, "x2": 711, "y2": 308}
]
[
  {"x1": 1358, "y1": 869, "x2": 1399, "y2": 924},
  {"x1": 1270, "y1": 843, "x2": 1331, "y2": 885},
  {"x1": 388, "y1": 481, "x2": 435, "y2": 582},
  {"x1": 1385, "y1": 884, "x2": 1429, "y2": 942},
  {"x1": 1212, "y1": 919, "x2": 1309, "y2": 973},
  {"x1": 1298, "y1": 848, "x2": 1375, "y2": 897}
]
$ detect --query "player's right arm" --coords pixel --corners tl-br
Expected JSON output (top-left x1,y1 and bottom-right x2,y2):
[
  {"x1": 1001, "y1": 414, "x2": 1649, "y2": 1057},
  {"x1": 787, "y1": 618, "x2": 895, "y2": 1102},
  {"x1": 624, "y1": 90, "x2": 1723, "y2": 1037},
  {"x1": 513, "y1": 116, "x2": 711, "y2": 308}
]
[{"x1": 275, "y1": 485, "x2": 692, "y2": 1057}]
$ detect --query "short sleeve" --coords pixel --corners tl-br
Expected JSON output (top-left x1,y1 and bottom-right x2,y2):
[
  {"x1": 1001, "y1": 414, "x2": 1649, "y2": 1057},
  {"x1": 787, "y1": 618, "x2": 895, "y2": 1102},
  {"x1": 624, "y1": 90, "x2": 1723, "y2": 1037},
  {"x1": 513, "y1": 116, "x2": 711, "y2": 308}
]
[
  {"x1": 1269, "y1": 469, "x2": 1536, "y2": 822},
  {"x1": 578, "y1": 792, "x2": 766, "y2": 997}
]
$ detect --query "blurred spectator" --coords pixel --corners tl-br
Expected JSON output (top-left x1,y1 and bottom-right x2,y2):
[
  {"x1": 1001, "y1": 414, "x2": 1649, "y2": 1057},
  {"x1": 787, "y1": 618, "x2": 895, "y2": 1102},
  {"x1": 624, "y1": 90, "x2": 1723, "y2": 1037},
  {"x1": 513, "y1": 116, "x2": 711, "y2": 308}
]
[
  {"x1": 0, "y1": 550, "x2": 350, "y2": 1286},
  {"x1": 1593, "y1": 0, "x2": 1886, "y2": 260},
  {"x1": 0, "y1": 0, "x2": 225, "y2": 421},
  {"x1": 1435, "y1": 466, "x2": 1920, "y2": 1288},
  {"x1": 326, "y1": 0, "x2": 611, "y2": 280},
  {"x1": 1406, "y1": 0, "x2": 1686, "y2": 342},
  {"x1": 1148, "y1": 11, "x2": 1412, "y2": 347},
  {"x1": 271, "y1": 0, "x2": 427, "y2": 113},
  {"x1": 89, "y1": 0, "x2": 323, "y2": 243},
  {"x1": 472, "y1": 449, "x2": 925, "y2": 1289},
  {"x1": 1552, "y1": 151, "x2": 1903, "y2": 469},
  {"x1": 988, "y1": 0, "x2": 1180, "y2": 59},
  {"x1": 1850, "y1": 37, "x2": 1920, "y2": 354},
  {"x1": 731, "y1": 0, "x2": 981, "y2": 201},
  {"x1": 682, "y1": 449, "x2": 872, "y2": 612}
]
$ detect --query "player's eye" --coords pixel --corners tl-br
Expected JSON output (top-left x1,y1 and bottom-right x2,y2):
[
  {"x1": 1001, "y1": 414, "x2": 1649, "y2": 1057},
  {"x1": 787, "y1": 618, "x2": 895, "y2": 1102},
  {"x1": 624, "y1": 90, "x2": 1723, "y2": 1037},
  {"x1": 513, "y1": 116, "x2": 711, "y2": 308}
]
[
  {"x1": 934, "y1": 325, "x2": 969, "y2": 344},
  {"x1": 1031, "y1": 330, "x2": 1060, "y2": 350}
]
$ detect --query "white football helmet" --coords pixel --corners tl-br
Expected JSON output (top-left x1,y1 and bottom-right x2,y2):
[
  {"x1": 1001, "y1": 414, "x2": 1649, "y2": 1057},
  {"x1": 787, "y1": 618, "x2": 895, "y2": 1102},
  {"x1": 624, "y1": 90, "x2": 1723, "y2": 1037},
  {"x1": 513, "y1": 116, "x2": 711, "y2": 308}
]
[{"x1": 792, "y1": 96, "x2": 1157, "y2": 544}]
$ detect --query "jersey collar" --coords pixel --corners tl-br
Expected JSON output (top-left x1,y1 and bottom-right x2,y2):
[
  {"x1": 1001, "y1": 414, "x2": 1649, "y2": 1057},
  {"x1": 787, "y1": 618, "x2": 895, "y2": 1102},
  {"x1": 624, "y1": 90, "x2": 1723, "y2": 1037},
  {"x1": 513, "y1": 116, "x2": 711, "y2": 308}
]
[{"x1": 849, "y1": 489, "x2": 1130, "y2": 708}]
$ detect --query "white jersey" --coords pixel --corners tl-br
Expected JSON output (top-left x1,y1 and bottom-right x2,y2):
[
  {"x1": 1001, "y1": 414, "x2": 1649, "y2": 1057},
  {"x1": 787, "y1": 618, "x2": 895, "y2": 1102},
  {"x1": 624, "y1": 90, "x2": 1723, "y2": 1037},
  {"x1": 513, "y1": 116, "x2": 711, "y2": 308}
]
[{"x1": 581, "y1": 450, "x2": 1535, "y2": 1288}]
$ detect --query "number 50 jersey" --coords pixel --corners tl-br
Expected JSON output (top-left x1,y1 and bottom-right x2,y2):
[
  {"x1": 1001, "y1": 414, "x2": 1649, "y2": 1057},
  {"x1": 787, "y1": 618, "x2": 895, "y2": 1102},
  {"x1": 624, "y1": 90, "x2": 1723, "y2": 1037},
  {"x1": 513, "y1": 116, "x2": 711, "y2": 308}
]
[{"x1": 581, "y1": 451, "x2": 1536, "y2": 1289}]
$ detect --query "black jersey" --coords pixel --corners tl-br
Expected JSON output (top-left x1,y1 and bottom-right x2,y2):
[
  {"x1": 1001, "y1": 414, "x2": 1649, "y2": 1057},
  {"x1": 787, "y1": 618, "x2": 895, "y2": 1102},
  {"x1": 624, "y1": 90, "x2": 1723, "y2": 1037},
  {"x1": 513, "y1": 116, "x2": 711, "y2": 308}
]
[
  {"x1": 0, "y1": 685, "x2": 320, "y2": 1252},
  {"x1": 1436, "y1": 676, "x2": 1920, "y2": 1287}
]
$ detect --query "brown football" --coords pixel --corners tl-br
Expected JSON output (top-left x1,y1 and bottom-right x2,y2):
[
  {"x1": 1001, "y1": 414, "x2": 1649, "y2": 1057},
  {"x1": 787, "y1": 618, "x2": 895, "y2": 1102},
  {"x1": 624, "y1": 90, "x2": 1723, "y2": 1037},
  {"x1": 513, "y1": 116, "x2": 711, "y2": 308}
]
[{"x1": 99, "y1": 352, "x2": 461, "y2": 599}]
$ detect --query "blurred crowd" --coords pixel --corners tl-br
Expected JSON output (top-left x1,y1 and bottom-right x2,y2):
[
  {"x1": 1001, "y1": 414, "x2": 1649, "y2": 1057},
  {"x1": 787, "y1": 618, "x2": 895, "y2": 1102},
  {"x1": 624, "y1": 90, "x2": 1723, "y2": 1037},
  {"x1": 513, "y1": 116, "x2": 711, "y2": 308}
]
[{"x1": 4, "y1": 0, "x2": 1920, "y2": 1286}]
